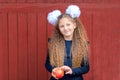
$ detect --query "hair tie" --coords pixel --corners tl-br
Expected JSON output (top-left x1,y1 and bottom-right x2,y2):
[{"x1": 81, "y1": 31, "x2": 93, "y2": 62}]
[
  {"x1": 65, "y1": 5, "x2": 81, "y2": 18},
  {"x1": 47, "y1": 10, "x2": 62, "y2": 26},
  {"x1": 47, "y1": 5, "x2": 81, "y2": 26}
]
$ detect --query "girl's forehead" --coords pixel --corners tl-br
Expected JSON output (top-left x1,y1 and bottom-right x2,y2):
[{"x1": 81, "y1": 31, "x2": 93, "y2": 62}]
[
  {"x1": 59, "y1": 17, "x2": 73, "y2": 22},
  {"x1": 59, "y1": 18, "x2": 73, "y2": 25}
]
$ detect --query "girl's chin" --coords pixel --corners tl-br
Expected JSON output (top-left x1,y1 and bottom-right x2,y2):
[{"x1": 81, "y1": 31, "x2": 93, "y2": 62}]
[
  {"x1": 63, "y1": 33, "x2": 71, "y2": 36},
  {"x1": 64, "y1": 34, "x2": 71, "y2": 37},
  {"x1": 64, "y1": 34, "x2": 72, "y2": 38}
]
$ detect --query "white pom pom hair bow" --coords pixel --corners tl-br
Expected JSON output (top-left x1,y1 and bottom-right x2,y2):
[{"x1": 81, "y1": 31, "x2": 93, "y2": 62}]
[{"x1": 47, "y1": 5, "x2": 81, "y2": 26}]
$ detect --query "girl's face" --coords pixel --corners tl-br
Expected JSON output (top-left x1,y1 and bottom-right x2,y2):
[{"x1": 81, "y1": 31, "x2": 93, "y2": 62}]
[{"x1": 58, "y1": 17, "x2": 76, "y2": 40}]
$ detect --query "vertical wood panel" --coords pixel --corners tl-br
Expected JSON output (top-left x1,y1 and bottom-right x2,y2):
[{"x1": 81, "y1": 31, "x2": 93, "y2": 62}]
[
  {"x1": 92, "y1": 11, "x2": 120, "y2": 80},
  {"x1": 0, "y1": 13, "x2": 9, "y2": 80},
  {"x1": 8, "y1": 13, "x2": 18, "y2": 80},
  {"x1": 18, "y1": 13, "x2": 28, "y2": 80},
  {"x1": 81, "y1": 10, "x2": 92, "y2": 43},
  {"x1": 47, "y1": 24, "x2": 54, "y2": 38},
  {"x1": 37, "y1": 13, "x2": 48, "y2": 80},
  {"x1": 92, "y1": 13, "x2": 107, "y2": 80},
  {"x1": 0, "y1": 13, "x2": 2, "y2": 80},
  {"x1": 80, "y1": 12, "x2": 93, "y2": 80},
  {"x1": 28, "y1": 13, "x2": 37, "y2": 80}
]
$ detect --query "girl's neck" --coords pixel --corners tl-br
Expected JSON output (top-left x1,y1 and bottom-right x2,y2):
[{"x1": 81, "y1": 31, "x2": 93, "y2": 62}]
[{"x1": 64, "y1": 36, "x2": 73, "y2": 41}]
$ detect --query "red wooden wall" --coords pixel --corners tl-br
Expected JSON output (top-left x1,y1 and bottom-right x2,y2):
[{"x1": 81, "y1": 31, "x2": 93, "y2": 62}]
[{"x1": 0, "y1": 1, "x2": 120, "y2": 80}]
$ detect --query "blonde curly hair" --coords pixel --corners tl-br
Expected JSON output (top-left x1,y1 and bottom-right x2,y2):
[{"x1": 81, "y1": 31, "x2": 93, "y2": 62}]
[{"x1": 49, "y1": 14, "x2": 88, "y2": 68}]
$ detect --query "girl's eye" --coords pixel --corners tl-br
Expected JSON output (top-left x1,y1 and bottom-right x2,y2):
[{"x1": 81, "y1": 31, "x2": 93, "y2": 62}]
[{"x1": 59, "y1": 25, "x2": 64, "y2": 28}]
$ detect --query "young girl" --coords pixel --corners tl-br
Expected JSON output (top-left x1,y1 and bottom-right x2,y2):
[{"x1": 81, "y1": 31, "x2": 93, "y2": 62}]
[{"x1": 45, "y1": 5, "x2": 90, "y2": 80}]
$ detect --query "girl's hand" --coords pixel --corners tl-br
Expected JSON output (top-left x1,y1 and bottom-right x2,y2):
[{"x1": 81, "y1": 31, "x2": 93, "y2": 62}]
[
  {"x1": 51, "y1": 67, "x2": 59, "y2": 79},
  {"x1": 61, "y1": 66, "x2": 72, "y2": 74}
]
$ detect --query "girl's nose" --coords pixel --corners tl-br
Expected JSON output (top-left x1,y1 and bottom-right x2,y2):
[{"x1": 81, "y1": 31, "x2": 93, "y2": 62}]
[{"x1": 64, "y1": 26, "x2": 68, "y2": 30}]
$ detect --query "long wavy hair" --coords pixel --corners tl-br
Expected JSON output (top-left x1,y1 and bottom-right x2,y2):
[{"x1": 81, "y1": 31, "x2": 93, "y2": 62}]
[{"x1": 49, "y1": 14, "x2": 88, "y2": 68}]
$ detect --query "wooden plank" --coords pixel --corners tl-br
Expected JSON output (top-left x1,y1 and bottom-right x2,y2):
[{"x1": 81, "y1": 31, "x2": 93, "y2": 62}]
[
  {"x1": 0, "y1": 4, "x2": 120, "y2": 13},
  {"x1": 28, "y1": 13, "x2": 37, "y2": 80},
  {"x1": 8, "y1": 13, "x2": 18, "y2": 80},
  {"x1": 80, "y1": 11, "x2": 93, "y2": 80},
  {"x1": 18, "y1": 13, "x2": 28, "y2": 80},
  {"x1": 1, "y1": 0, "x2": 120, "y2": 3},
  {"x1": 92, "y1": 10, "x2": 120, "y2": 80},
  {"x1": 0, "y1": 13, "x2": 3, "y2": 80},
  {"x1": 0, "y1": 13, "x2": 9, "y2": 80},
  {"x1": 37, "y1": 13, "x2": 48, "y2": 80},
  {"x1": 80, "y1": 9, "x2": 92, "y2": 43}
]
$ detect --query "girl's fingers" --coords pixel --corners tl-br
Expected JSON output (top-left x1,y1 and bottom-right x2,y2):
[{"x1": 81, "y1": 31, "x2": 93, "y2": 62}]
[{"x1": 52, "y1": 72, "x2": 58, "y2": 79}]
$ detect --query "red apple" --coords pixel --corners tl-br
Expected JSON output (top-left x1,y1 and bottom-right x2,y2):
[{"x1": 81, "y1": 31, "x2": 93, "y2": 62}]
[{"x1": 53, "y1": 68, "x2": 64, "y2": 79}]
